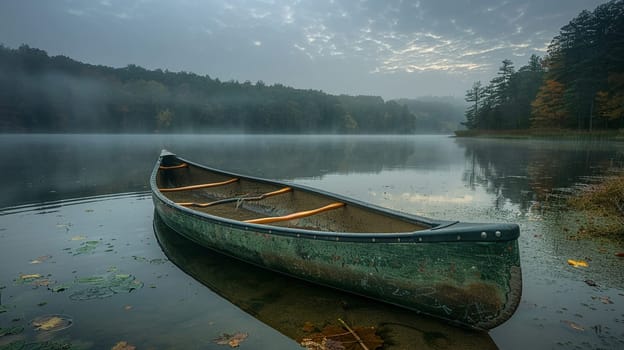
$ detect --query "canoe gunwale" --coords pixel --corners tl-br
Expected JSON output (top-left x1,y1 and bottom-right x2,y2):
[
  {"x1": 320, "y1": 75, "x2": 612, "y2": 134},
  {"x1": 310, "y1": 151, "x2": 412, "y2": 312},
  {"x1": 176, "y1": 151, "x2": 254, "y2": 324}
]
[{"x1": 150, "y1": 151, "x2": 520, "y2": 244}]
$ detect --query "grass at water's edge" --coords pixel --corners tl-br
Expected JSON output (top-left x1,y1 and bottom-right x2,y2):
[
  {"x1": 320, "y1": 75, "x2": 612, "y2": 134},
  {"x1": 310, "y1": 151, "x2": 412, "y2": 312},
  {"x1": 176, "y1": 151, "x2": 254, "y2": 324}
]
[
  {"x1": 454, "y1": 129, "x2": 624, "y2": 141},
  {"x1": 568, "y1": 174, "x2": 624, "y2": 239}
]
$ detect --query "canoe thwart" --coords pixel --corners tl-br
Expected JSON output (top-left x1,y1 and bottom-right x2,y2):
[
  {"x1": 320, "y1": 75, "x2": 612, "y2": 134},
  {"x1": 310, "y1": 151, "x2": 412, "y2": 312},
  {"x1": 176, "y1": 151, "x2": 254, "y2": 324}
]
[
  {"x1": 159, "y1": 177, "x2": 239, "y2": 192},
  {"x1": 245, "y1": 202, "x2": 345, "y2": 224},
  {"x1": 178, "y1": 187, "x2": 293, "y2": 207}
]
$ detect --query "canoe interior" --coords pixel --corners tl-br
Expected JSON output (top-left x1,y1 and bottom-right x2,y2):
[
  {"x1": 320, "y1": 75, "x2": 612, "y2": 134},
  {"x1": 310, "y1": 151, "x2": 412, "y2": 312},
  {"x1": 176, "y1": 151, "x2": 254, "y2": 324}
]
[{"x1": 156, "y1": 159, "x2": 431, "y2": 233}]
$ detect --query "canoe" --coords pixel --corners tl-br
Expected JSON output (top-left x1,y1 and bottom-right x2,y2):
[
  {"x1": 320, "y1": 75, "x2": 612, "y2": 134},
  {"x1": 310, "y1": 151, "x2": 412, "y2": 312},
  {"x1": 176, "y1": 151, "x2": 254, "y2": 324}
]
[
  {"x1": 150, "y1": 150, "x2": 522, "y2": 330},
  {"x1": 153, "y1": 214, "x2": 500, "y2": 349}
]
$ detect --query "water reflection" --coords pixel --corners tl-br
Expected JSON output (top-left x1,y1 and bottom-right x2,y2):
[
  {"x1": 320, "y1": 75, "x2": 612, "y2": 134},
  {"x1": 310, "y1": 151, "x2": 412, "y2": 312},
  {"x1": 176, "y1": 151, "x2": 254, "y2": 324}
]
[
  {"x1": 153, "y1": 214, "x2": 498, "y2": 350},
  {"x1": 0, "y1": 134, "x2": 459, "y2": 208},
  {"x1": 456, "y1": 138, "x2": 624, "y2": 210}
]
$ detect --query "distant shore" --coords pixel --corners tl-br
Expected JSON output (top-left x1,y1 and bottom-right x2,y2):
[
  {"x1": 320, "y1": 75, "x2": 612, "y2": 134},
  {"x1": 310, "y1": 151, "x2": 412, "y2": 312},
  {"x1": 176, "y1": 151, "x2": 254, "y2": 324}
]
[{"x1": 454, "y1": 129, "x2": 624, "y2": 141}]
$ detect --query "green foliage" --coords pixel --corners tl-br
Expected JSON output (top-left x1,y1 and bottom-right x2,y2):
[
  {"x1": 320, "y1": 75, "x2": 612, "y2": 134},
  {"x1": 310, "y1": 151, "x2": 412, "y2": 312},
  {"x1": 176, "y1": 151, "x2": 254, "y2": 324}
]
[
  {"x1": 0, "y1": 45, "x2": 424, "y2": 134},
  {"x1": 463, "y1": 0, "x2": 624, "y2": 131},
  {"x1": 543, "y1": 0, "x2": 624, "y2": 130},
  {"x1": 463, "y1": 56, "x2": 544, "y2": 130}
]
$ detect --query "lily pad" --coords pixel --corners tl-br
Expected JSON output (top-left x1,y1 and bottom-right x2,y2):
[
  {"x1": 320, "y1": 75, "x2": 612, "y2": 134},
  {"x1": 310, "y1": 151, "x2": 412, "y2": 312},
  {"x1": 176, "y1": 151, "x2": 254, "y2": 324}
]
[
  {"x1": 31, "y1": 314, "x2": 73, "y2": 332},
  {"x1": 73, "y1": 240, "x2": 100, "y2": 255},
  {"x1": 69, "y1": 286, "x2": 115, "y2": 301},
  {"x1": 109, "y1": 274, "x2": 143, "y2": 293},
  {"x1": 68, "y1": 272, "x2": 143, "y2": 300},
  {"x1": 75, "y1": 276, "x2": 106, "y2": 284}
]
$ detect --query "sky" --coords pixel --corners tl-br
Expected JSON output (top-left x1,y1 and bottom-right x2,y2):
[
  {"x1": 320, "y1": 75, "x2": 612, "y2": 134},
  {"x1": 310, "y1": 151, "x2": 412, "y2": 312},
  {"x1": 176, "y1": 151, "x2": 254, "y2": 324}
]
[{"x1": 0, "y1": 0, "x2": 608, "y2": 100}]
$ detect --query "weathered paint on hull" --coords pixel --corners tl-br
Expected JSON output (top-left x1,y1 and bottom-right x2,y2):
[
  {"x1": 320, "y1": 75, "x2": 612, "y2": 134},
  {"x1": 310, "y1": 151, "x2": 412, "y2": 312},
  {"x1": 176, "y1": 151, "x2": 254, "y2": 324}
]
[{"x1": 153, "y1": 197, "x2": 521, "y2": 330}]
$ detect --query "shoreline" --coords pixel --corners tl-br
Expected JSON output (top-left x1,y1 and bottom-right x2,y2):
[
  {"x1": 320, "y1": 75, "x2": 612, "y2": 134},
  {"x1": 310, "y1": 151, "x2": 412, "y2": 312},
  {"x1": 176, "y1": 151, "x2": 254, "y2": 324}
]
[{"x1": 454, "y1": 129, "x2": 624, "y2": 141}]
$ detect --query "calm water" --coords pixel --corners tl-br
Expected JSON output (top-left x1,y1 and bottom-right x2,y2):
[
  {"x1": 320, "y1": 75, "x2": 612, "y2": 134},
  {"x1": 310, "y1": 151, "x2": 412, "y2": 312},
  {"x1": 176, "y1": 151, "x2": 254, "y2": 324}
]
[{"x1": 1, "y1": 134, "x2": 623, "y2": 349}]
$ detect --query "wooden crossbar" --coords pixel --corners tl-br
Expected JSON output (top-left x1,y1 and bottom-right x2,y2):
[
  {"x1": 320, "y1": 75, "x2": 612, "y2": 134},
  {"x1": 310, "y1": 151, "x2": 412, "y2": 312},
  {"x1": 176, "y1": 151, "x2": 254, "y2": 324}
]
[
  {"x1": 177, "y1": 187, "x2": 292, "y2": 207},
  {"x1": 159, "y1": 178, "x2": 239, "y2": 192},
  {"x1": 244, "y1": 202, "x2": 345, "y2": 225},
  {"x1": 159, "y1": 163, "x2": 188, "y2": 170}
]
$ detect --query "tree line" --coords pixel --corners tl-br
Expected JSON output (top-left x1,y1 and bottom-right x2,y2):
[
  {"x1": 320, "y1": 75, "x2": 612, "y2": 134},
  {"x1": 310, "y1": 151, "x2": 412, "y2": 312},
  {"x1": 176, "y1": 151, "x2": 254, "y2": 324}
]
[
  {"x1": 463, "y1": 0, "x2": 624, "y2": 131},
  {"x1": 0, "y1": 45, "x2": 461, "y2": 134}
]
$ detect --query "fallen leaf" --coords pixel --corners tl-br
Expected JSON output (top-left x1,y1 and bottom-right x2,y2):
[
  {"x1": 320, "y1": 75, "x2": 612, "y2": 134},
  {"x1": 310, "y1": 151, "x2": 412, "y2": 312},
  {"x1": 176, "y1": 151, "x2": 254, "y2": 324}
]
[
  {"x1": 214, "y1": 332, "x2": 248, "y2": 348},
  {"x1": 567, "y1": 259, "x2": 588, "y2": 268},
  {"x1": 302, "y1": 321, "x2": 317, "y2": 333},
  {"x1": 70, "y1": 235, "x2": 86, "y2": 241},
  {"x1": 584, "y1": 279, "x2": 597, "y2": 287},
  {"x1": 561, "y1": 320, "x2": 584, "y2": 331},
  {"x1": 33, "y1": 279, "x2": 52, "y2": 287},
  {"x1": 615, "y1": 252, "x2": 624, "y2": 257},
  {"x1": 20, "y1": 274, "x2": 42, "y2": 280},
  {"x1": 32, "y1": 315, "x2": 72, "y2": 332},
  {"x1": 111, "y1": 341, "x2": 136, "y2": 350},
  {"x1": 30, "y1": 255, "x2": 52, "y2": 264},
  {"x1": 595, "y1": 296, "x2": 613, "y2": 304}
]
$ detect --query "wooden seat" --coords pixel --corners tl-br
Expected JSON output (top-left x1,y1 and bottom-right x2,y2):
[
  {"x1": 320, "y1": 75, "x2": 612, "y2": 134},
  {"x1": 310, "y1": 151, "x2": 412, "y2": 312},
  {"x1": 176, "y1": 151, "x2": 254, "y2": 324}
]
[
  {"x1": 245, "y1": 202, "x2": 345, "y2": 224},
  {"x1": 159, "y1": 178, "x2": 239, "y2": 192}
]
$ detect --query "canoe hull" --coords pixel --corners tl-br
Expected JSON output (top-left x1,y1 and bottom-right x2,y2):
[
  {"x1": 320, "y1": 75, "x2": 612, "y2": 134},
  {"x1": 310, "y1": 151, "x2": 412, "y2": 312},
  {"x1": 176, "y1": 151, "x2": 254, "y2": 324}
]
[{"x1": 153, "y1": 195, "x2": 521, "y2": 330}]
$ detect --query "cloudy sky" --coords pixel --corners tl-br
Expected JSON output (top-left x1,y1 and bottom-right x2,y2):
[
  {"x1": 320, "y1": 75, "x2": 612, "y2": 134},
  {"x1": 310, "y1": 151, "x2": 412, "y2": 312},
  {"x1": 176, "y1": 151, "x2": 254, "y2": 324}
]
[{"x1": 0, "y1": 0, "x2": 607, "y2": 99}]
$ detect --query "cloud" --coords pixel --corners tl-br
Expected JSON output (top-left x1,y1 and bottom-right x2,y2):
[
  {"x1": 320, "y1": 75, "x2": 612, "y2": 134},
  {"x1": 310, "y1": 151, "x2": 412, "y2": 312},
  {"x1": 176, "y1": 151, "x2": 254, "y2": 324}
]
[{"x1": 2, "y1": 0, "x2": 608, "y2": 98}]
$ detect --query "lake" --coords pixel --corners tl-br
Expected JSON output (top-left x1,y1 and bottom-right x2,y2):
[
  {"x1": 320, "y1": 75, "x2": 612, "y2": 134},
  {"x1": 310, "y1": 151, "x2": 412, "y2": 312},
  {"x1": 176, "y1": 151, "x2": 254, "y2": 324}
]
[{"x1": 0, "y1": 134, "x2": 623, "y2": 349}]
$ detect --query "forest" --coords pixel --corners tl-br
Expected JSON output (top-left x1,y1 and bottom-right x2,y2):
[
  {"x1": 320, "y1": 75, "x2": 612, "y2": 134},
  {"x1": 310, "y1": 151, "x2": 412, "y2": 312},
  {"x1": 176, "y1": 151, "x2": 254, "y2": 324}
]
[
  {"x1": 463, "y1": 0, "x2": 624, "y2": 131},
  {"x1": 0, "y1": 45, "x2": 462, "y2": 134}
]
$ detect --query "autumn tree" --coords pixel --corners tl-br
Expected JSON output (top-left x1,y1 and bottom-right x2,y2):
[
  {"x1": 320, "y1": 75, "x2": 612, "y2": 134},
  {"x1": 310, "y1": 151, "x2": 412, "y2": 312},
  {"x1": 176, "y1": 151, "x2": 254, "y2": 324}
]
[{"x1": 531, "y1": 80, "x2": 568, "y2": 128}]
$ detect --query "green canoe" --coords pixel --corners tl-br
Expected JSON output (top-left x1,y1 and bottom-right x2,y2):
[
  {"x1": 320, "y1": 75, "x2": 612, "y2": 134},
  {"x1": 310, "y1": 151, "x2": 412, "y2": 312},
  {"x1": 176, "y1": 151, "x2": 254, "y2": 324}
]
[{"x1": 150, "y1": 150, "x2": 522, "y2": 330}]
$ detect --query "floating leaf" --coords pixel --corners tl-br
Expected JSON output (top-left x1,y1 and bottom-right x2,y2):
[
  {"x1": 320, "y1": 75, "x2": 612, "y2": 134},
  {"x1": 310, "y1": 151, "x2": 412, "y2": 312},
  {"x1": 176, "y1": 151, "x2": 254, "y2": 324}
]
[
  {"x1": 76, "y1": 276, "x2": 106, "y2": 284},
  {"x1": 70, "y1": 235, "x2": 86, "y2": 241},
  {"x1": 50, "y1": 284, "x2": 71, "y2": 293},
  {"x1": 567, "y1": 259, "x2": 588, "y2": 268},
  {"x1": 593, "y1": 296, "x2": 613, "y2": 304},
  {"x1": 70, "y1": 286, "x2": 114, "y2": 301},
  {"x1": 69, "y1": 272, "x2": 143, "y2": 300},
  {"x1": 20, "y1": 274, "x2": 42, "y2": 280},
  {"x1": 31, "y1": 314, "x2": 73, "y2": 332},
  {"x1": 561, "y1": 320, "x2": 584, "y2": 331},
  {"x1": 584, "y1": 279, "x2": 597, "y2": 287},
  {"x1": 73, "y1": 240, "x2": 100, "y2": 255},
  {"x1": 33, "y1": 279, "x2": 52, "y2": 287},
  {"x1": 30, "y1": 255, "x2": 52, "y2": 264},
  {"x1": 214, "y1": 332, "x2": 248, "y2": 348},
  {"x1": 111, "y1": 341, "x2": 136, "y2": 350}
]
